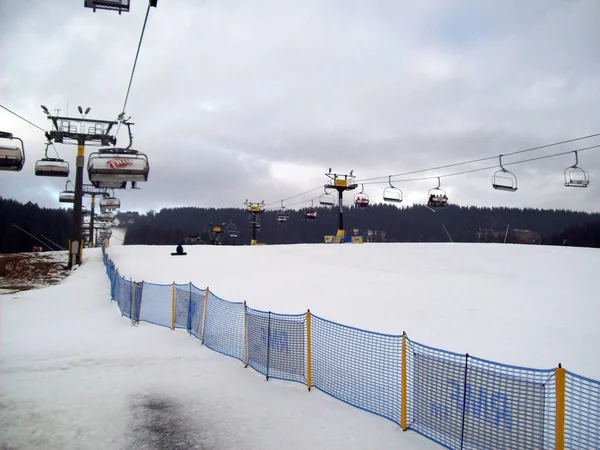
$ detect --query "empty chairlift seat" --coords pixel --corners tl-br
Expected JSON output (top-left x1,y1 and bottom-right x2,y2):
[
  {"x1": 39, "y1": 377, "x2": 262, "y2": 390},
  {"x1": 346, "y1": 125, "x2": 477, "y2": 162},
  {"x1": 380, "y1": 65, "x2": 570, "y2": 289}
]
[
  {"x1": 88, "y1": 150, "x2": 149, "y2": 188},
  {"x1": 35, "y1": 158, "x2": 69, "y2": 177},
  {"x1": 0, "y1": 145, "x2": 25, "y2": 171},
  {"x1": 58, "y1": 191, "x2": 75, "y2": 203},
  {"x1": 99, "y1": 212, "x2": 116, "y2": 221}
]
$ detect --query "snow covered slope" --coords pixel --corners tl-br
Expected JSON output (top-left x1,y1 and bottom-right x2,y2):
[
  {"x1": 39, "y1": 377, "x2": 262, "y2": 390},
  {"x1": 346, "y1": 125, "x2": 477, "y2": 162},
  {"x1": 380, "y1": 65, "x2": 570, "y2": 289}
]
[{"x1": 107, "y1": 242, "x2": 600, "y2": 379}]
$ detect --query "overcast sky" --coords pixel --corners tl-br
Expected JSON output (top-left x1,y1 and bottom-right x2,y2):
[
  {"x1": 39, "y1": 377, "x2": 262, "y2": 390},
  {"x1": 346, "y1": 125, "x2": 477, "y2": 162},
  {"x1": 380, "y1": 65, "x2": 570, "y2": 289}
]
[{"x1": 1, "y1": 0, "x2": 599, "y2": 214}]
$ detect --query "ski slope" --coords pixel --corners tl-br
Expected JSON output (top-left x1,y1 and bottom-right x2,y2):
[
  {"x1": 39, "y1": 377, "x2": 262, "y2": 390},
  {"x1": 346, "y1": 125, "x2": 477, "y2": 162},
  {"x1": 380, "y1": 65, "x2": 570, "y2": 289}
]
[
  {"x1": 1, "y1": 237, "x2": 598, "y2": 449},
  {"x1": 108, "y1": 240, "x2": 599, "y2": 378}
]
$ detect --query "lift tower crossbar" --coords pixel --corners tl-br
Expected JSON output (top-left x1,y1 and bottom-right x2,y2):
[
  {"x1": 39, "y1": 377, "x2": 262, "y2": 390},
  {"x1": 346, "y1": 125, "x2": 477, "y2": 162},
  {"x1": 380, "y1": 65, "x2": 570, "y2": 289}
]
[{"x1": 43, "y1": 106, "x2": 117, "y2": 268}]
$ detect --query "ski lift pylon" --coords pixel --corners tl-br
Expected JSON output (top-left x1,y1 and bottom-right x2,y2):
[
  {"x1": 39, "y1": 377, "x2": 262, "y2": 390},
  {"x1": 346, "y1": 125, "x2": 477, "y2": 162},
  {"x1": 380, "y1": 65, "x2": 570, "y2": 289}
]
[
  {"x1": 354, "y1": 184, "x2": 370, "y2": 207},
  {"x1": 564, "y1": 151, "x2": 589, "y2": 187},
  {"x1": 383, "y1": 176, "x2": 403, "y2": 203},
  {"x1": 492, "y1": 155, "x2": 518, "y2": 192},
  {"x1": 0, "y1": 131, "x2": 25, "y2": 172}
]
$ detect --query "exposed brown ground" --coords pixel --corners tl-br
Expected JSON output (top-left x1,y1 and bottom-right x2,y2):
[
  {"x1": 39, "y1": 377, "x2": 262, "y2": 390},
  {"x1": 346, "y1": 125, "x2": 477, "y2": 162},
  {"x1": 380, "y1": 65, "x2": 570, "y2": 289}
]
[{"x1": 0, "y1": 252, "x2": 70, "y2": 293}]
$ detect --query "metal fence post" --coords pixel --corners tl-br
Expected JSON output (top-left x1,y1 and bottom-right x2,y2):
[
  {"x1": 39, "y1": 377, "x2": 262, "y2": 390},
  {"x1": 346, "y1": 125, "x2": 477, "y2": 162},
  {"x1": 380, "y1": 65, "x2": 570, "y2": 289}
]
[
  {"x1": 306, "y1": 309, "x2": 312, "y2": 391},
  {"x1": 171, "y1": 282, "x2": 175, "y2": 330},
  {"x1": 401, "y1": 331, "x2": 407, "y2": 430}
]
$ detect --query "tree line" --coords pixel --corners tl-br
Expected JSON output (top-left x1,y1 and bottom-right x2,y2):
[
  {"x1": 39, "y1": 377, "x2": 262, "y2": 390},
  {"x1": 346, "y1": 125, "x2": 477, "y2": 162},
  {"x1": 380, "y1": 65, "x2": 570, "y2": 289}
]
[
  {"x1": 122, "y1": 204, "x2": 600, "y2": 247},
  {"x1": 2, "y1": 197, "x2": 598, "y2": 253}
]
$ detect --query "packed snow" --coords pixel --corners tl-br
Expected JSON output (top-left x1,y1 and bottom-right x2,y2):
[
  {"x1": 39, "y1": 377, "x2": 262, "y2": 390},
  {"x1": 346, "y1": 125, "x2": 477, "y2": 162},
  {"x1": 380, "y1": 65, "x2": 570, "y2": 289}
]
[{"x1": 1, "y1": 232, "x2": 598, "y2": 449}]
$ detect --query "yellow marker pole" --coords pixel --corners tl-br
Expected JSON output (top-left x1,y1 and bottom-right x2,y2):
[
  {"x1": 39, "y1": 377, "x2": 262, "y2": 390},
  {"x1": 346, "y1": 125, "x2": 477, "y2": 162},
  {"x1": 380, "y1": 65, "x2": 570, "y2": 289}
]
[
  {"x1": 171, "y1": 282, "x2": 175, "y2": 330},
  {"x1": 306, "y1": 310, "x2": 312, "y2": 391},
  {"x1": 243, "y1": 301, "x2": 248, "y2": 367},
  {"x1": 555, "y1": 364, "x2": 566, "y2": 450},
  {"x1": 201, "y1": 287, "x2": 209, "y2": 343},
  {"x1": 401, "y1": 332, "x2": 407, "y2": 430}
]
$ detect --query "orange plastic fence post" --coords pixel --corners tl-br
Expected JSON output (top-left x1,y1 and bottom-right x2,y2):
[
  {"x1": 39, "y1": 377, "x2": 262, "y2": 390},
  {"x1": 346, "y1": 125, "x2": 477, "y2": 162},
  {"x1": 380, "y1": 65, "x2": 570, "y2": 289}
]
[
  {"x1": 555, "y1": 364, "x2": 566, "y2": 450},
  {"x1": 401, "y1": 332, "x2": 407, "y2": 430}
]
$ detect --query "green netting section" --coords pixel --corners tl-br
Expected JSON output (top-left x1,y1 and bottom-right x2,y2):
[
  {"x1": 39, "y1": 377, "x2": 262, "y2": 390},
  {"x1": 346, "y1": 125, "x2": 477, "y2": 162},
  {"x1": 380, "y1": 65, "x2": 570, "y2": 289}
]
[
  {"x1": 565, "y1": 371, "x2": 600, "y2": 449},
  {"x1": 246, "y1": 308, "x2": 306, "y2": 383},
  {"x1": 202, "y1": 291, "x2": 244, "y2": 362},
  {"x1": 311, "y1": 314, "x2": 401, "y2": 424}
]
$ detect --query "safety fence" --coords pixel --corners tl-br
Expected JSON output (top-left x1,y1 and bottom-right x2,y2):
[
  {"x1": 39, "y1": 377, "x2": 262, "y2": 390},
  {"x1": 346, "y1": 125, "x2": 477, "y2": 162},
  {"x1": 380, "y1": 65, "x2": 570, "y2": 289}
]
[{"x1": 102, "y1": 249, "x2": 599, "y2": 450}]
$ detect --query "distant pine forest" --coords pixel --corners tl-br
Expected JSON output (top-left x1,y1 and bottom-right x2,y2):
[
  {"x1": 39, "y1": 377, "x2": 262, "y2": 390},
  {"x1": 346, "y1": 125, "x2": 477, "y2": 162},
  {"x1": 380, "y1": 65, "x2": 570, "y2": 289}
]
[{"x1": 1, "y1": 197, "x2": 599, "y2": 254}]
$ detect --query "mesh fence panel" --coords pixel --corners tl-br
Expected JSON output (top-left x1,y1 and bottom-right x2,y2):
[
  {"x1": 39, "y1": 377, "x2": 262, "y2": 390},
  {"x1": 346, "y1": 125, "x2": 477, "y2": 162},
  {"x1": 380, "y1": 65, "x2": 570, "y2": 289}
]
[
  {"x1": 311, "y1": 314, "x2": 401, "y2": 424},
  {"x1": 407, "y1": 339, "x2": 466, "y2": 449},
  {"x1": 132, "y1": 282, "x2": 143, "y2": 324},
  {"x1": 119, "y1": 278, "x2": 132, "y2": 319},
  {"x1": 139, "y1": 282, "x2": 172, "y2": 328},
  {"x1": 465, "y1": 356, "x2": 555, "y2": 450},
  {"x1": 565, "y1": 371, "x2": 600, "y2": 449},
  {"x1": 203, "y1": 291, "x2": 244, "y2": 362},
  {"x1": 174, "y1": 283, "x2": 190, "y2": 329},
  {"x1": 189, "y1": 284, "x2": 206, "y2": 339},
  {"x1": 246, "y1": 308, "x2": 306, "y2": 383}
]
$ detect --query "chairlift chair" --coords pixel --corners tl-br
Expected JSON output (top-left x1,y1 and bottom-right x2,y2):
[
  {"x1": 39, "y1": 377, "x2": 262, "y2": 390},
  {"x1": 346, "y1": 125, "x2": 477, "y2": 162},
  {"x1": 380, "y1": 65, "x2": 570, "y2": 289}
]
[
  {"x1": 0, "y1": 131, "x2": 25, "y2": 171},
  {"x1": 427, "y1": 177, "x2": 449, "y2": 208},
  {"x1": 564, "y1": 151, "x2": 590, "y2": 187},
  {"x1": 277, "y1": 201, "x2": 290, "y2": 224},
  {"x1": 383, "y1": 176, "x2": 403, "y2": 203},
  {"x1": 319, "y1": 186, "x2": 336, "y2": 206},
  {"x1": 87, "y1": 148, "x2": 149, "y2": 189},
  {"x1": 354, "y1": 184, "x2": 370, "y2": 208},
  {"x1": 303, "y1": 199, "x2": 317, "y2": 221},
  {"x1": 99, "y1": 212, "x2": 116, "y2": 221},
  {"x1": 35, "y1": 158, "x2": 70, "y2": 177},
  {"x1": 491, "y1": 155, "x2": 518, "y2": 192},
  {"x1": 59, "y1": 191, "x2": 75, "y2": 203},
  {"x1": 99, "y1": 197, "x2": 121, "y2": 210}
]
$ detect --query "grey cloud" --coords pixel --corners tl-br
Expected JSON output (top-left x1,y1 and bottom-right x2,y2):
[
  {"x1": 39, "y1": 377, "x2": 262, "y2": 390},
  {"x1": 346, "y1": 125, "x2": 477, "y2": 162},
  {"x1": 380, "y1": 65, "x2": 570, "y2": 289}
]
[{"x1": 1, "y1": 0, "x2": 599, "y2": 214}]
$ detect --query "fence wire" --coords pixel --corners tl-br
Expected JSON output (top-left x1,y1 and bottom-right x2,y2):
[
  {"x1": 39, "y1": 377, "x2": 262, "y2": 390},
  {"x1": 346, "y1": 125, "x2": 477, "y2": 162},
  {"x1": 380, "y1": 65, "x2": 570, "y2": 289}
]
[{"x1": 138, "y1": 282, "x2": 172, "y2": 328}]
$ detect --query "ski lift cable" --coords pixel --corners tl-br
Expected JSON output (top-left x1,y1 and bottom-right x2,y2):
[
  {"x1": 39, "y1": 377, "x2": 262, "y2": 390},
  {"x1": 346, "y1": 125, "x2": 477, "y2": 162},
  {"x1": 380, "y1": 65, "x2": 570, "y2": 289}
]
[
  {"x1": 261, "y1": 132, "x2": 600, "y2": 211},
  {"x1": 354, "y1": 132, "x2": 600, "y2": 184},
  {"x1": 0, "y1": 103, "x2": 62, "y2": 158},
  {"x1": 263, "y1": 185, "x2": 324, "y2": 207},
  {"x1": 114, "y1": 2, "x2": 154, "y2": 141},
  {"x1": 357, "y1": 144, "x2": 600, "y2": 186}
]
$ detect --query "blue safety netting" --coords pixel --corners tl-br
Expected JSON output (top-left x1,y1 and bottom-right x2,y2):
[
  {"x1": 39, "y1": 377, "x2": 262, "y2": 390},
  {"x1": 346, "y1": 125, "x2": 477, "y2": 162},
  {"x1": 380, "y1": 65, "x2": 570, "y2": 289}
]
[
  {"x1": 565, "y1": 371, "x2": 600, "y2": 449},
  {"x1": 311, "y1": 314, "x2": 402, "y2": 424},
  {"x1": 101, "y1": 249, "x2": 600, "y2": 450},
  {"x1": 188, "y1": 283, "x2": 206, "y2": 338},
  {"x1": 246, "y1": 307, "x2": 306, "y2": 383},
  {"x1": 202, "y1": 291, "x2": 244, "y2": 362},
  {"x1": 138, "y1": 282, "x2": 172, "y2": 328},
  {"x1": 173, "y1": 283, "x2": 190, "y2": 329}
]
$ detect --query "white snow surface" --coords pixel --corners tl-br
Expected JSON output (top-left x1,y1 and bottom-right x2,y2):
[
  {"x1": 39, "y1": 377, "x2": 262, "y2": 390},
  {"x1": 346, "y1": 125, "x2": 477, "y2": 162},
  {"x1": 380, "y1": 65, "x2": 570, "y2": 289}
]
[
  {"x1": 1, "y1": 237, "x2": 598, "y2": 449},
  {"x1": 107, "y1": 241, "x2": 600, "y2": 378}
]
